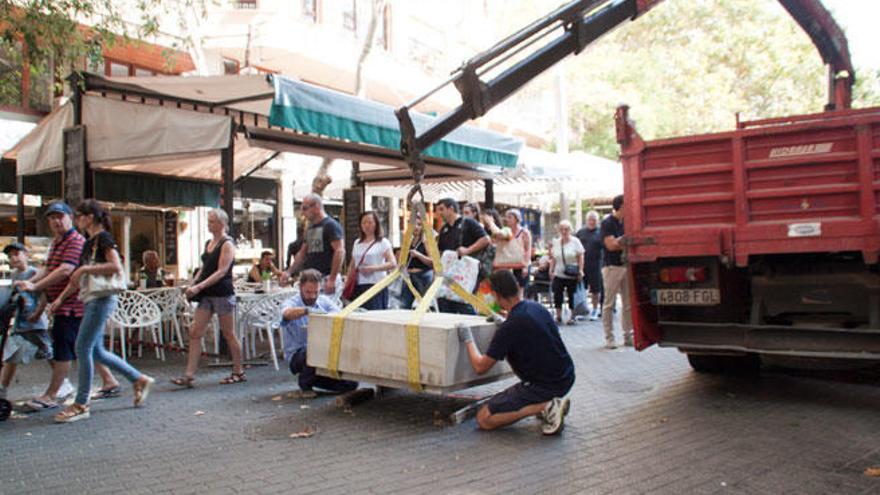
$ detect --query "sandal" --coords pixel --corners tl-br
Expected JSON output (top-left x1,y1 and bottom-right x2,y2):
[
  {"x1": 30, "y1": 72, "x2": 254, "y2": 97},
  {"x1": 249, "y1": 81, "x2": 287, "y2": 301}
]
[
  {"x1": 90, "y1": 386, "x2": 121, "y2": 400},
  {"x1": 220, "y1": 372, "x2": 247, "y2": 385},
  {"x1": 54, "y1": 403, "x2": 90, "y2": 423},
  {"x1": 24, "y1": 398, "x2": 59, "y2": 412},
  {"x1": 133, "y1": 376, "x2": 155, "y2": 407},
  {"x1": 171, "y1": 376, "x2": 195, "y2": 388}
]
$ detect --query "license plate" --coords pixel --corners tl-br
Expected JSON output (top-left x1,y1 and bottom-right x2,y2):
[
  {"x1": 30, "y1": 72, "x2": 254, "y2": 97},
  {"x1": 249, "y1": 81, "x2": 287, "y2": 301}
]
[{"x1": 653, "y1": 288, "x2": 720, "y2": 306}]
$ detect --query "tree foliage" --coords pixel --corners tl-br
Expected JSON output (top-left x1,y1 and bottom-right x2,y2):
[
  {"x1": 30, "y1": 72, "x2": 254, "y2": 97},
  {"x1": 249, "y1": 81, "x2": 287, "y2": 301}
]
[{"x1": 496, "y1": 0, "x2": 879, "y2": 159}]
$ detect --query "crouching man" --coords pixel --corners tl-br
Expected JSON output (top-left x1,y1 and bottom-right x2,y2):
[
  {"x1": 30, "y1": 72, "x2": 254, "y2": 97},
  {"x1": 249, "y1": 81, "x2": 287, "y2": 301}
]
[
  {"x1": 281, "y1": 269, "x2": 358, "y2": 394},
  {"x1": 459, "y1": 269, "x2": 575, "y2": 435}
]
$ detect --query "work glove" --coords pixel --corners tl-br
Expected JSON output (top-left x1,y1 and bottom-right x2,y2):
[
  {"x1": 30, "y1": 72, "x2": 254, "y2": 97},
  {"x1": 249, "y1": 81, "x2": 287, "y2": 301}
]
[
  {"x1": 486, "y1": 313, "x2": 505, "y2": 325},
  {"x1": 456, "y1": 323, "x2": 474, "y2": 344}
]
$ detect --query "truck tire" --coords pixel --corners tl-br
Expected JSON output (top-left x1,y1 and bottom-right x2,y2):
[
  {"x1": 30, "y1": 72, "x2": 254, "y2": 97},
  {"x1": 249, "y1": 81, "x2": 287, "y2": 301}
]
[{"x1": 686, "y1": 354, "x2": 725, "y2": 373}]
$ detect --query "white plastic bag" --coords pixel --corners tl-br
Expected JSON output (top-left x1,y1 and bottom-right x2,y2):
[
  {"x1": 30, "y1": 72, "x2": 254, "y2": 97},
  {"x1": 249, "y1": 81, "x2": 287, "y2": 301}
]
[{"x1": 438, "y1": 250, "x2": 479, "y2": 302}]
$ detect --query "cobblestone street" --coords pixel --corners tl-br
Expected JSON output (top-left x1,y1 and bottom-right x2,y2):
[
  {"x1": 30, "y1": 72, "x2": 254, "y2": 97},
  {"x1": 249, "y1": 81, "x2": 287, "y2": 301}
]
[{"x1": 3, "y1": 318, "x2": 880, "y2": 494}]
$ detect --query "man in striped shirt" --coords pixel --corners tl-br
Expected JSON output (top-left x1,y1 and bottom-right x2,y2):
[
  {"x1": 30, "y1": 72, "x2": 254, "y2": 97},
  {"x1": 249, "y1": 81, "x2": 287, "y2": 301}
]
[{"x1": 15, "y1": 201, "x2": 86, "y2": 410}]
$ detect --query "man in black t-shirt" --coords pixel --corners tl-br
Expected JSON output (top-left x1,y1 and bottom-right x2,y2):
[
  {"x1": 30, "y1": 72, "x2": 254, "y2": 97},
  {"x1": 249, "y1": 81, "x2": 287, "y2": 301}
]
[
  {"x1": 435, "y1": 198, "x2": 490, "y2": 314},
  {"x1": 600, "y1": 194, "x2": 632, "y2": 349},
  {"x1": 283, "y1": 194, "x2": 345, "y2": 296},
  {"x1": 458, "y1": 270, "x2": 575, "y2": 435},
  {"x1": 575, "y1": 211, "x2": 604, "y2": 320}
]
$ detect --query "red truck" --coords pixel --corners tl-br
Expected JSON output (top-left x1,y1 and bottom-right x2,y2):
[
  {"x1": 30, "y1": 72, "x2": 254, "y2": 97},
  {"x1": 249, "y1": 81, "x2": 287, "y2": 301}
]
[
  {"x1": 619, "y1": 103, "x2": 880, "y2": 371},
  {"x1": 395, "y1": 0, "x2": 878, "y2": 370}
]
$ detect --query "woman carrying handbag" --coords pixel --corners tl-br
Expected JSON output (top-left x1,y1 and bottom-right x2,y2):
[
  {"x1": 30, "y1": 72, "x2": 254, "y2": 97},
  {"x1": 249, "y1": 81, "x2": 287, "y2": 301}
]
[
  {"x1": 52, "y1": 200, "x2": 155, "y2": 423},
  {"x1": 345, "y1": 211, "x2": 396, "y2": 310},
  {"x1": 548, "y1": 220, "x2": 585, "y2": 326}
]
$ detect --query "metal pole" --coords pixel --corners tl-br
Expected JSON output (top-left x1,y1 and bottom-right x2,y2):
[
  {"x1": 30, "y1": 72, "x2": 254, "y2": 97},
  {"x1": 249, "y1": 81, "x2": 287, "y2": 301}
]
[
  {"x1": 15, "y1": 169, "x2": 24, "y2": 243},
  {"x1": 221, "y1": 127, "x2": 236, "y2": 238},
  {"x1": 484, "y1": 179, "x2": 495, "y2": 209}
]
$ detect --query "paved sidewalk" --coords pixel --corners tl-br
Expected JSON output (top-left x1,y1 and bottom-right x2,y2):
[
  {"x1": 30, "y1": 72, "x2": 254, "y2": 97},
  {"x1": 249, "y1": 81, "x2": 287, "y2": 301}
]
[{"x1": 2, "y1": 317, "x2": 880, "y2": 494}]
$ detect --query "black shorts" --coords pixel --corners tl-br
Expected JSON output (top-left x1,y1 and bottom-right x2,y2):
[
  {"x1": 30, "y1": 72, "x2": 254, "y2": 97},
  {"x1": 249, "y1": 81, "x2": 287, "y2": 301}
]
[
  {"x1": 584, "y1": 267, "x2": 602, "y2": 294},
  {"x1": 50, "y1": 315, "x2": 81, "y2": 362},
  {"x1": 487, "y1": 377, "x2": 574, "y2": 415}
]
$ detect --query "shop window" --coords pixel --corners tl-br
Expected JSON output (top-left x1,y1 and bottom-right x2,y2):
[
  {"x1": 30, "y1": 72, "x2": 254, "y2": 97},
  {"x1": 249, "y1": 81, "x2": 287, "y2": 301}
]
[
  {"x1": 109, "y1": 61, "x2": 130, "y2": 77},
  {"x1": 376, "y1": 3, "x2": 391, "y2": 50},
  {"x1": 134, "y1": 67, "x2": 155, "y2": 77},
  {"x1": 27, "y1": 61, "x2": 52, "y2": 113},
  {"x1": 302, "y1": 0, "x2": 319, "y2": 22},
  {"x1": 342, "y1": 0, "x2": 357, "y2": 33},
  {"x1": 0, "y1": 41, "x2": 24, "y2": 108}
]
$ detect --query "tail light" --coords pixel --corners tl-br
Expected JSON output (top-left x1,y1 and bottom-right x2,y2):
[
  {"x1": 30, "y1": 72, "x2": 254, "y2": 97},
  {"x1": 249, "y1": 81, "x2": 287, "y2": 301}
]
[{"x1": 659, "y1": 266, "x2": 707, "y2": 284}]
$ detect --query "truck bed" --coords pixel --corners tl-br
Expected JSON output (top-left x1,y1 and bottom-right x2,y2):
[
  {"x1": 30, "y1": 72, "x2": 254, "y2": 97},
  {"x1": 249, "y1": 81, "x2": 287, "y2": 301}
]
[{"x1": 621, "y1": 106, "x2": 880, "y2": 266}]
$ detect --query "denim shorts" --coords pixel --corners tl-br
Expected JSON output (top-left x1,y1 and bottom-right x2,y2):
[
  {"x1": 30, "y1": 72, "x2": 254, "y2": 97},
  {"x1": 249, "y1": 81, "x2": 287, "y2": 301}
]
[
  {"x1": 198, "y1": 295, "x2": 236, "y2": 316},
  {"x1": 50, "y1": 315, "x2": 81, "y2": 362},
  {"x1": 3, "y1": 330, "x2": 53, "y2": 364}
]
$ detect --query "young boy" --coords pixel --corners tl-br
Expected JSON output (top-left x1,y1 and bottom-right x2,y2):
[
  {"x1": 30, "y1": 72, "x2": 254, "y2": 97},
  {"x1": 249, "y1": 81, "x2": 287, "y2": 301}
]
[{"x1": 0, "y1": 242, "x2": 52, "y2": 400}]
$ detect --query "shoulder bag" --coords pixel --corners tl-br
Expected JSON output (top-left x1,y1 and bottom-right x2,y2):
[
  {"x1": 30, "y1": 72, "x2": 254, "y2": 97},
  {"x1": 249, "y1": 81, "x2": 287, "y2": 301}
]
[
  {"x1": 342, "y1": 240, "x2": 377, "y2": 300},
  {"x1": 80, "y1": 241, "x2": 127, "y2": 303},
  {"x1": 561, "y1": 240, "x2": 580, "y2": 278}
]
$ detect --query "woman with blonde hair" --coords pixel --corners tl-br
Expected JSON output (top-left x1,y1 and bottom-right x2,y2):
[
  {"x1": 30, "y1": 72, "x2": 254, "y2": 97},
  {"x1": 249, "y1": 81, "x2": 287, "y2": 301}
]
[
  {"x1": 548, "y1": 220, "x2": 584, "y2": 325},
  {"x1": 173, "y1": 208, "x2": 245, "y2": 387}
]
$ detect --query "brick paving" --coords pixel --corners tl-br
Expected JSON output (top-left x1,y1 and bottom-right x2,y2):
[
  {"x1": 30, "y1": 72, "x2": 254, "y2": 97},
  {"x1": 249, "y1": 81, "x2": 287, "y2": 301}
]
[{"x1": 2, "y1": 316, "x2": 880, "y2": 494}]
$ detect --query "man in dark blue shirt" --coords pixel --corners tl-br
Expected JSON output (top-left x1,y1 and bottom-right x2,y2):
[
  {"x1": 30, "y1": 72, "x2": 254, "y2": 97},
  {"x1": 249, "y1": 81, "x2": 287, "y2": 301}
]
[{"x1": 459, "y1": 270, "x2": 575, "y2": 435}]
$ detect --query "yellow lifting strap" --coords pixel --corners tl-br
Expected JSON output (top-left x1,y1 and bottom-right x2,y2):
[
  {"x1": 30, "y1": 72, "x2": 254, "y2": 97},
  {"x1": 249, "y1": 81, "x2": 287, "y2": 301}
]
[{"x1": 326, "y1": 195, "x2": 499, "y2": 391}]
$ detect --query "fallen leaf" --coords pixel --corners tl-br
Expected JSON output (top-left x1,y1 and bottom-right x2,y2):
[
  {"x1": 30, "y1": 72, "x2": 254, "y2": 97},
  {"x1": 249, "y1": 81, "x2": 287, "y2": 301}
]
[
  {"x1": 271, "y1": 395, "x2": 282, "y2": 401},
  {"x1": 289, "y1": 427, "x2": 316, "y2": 439},
  {"x1": 194, "y1": 410, "x2": 206, "y2": 416},
  {"x1": 659, "y1": 417, "x2": 669, "y2": 423},
  {"x1": 864, "y1": 467, "x2": 880, "y2": 477}
]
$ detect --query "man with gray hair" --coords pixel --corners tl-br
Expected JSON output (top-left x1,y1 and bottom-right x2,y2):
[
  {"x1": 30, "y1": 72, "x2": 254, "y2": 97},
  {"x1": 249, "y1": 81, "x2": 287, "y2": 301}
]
[
  {"x1": 283, "y1": 194, "x2": 345, "y2": 296},
  {"x1": 281, "y1": 269, "x2": 358, "y2": 393}
]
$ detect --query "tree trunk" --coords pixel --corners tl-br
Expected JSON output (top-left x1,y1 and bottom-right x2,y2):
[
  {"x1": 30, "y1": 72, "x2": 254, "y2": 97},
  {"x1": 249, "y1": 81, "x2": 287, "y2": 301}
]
[{"x1": 312, "y1": 0, "x2": 387, "y2": 197}]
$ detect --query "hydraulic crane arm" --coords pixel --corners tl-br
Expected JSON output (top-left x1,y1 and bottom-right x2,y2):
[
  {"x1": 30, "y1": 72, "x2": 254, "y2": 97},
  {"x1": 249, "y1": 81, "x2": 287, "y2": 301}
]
[
  {"x1": 778, "y1": 0, "x2": 854, "y2": 111},
  {"x1": 395, "y1": 0, "x2": 659, "y2": 182},
  {"x1": 395, "y1": 0, "x2": 854, "y2": 182}
]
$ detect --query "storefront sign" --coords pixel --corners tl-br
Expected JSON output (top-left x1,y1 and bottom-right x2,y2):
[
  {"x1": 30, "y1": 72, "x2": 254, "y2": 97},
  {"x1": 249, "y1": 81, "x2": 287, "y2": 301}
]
[
  {"x1": 63, "y1": 126, "x2": 86, "y2": 206},
  {"x1": 164, "y1": 211, "x2": 178, "y2": 265}
]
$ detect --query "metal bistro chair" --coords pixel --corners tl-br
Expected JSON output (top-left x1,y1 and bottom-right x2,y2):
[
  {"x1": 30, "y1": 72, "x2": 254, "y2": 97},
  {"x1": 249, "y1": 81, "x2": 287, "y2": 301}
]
[
  {"x1": 142, "y1": 287, "x2": 186, "y2": 352},
  {"x1": 240, "y1": 291, "x2": 293, "y2": 370},
  {"x1": 108, "y1": 290, "x2": 164, "y2": 362}
]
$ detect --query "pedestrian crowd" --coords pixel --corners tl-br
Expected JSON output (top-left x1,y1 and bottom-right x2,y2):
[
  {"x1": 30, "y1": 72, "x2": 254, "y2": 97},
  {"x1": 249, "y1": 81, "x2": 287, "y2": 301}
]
[{"x1": 2, "y1": 192, "x2": 630, "y2": 434}]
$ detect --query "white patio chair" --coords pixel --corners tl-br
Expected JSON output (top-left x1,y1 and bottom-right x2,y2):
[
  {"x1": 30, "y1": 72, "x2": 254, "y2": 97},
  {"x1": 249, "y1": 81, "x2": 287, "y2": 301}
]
[
  {"x1": 240, "y1": 291, "x2": 292, "y2": 370},
  {"x1": 108, "y1": 290, "x2": 163, "y2": 361},
  {"x1": 142, "y1": 287, "x2": 185, "y2": 351}
]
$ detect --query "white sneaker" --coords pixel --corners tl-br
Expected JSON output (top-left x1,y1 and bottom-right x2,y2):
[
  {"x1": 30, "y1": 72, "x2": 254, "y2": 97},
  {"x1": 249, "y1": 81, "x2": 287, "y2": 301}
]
[
  {"x1": 541, "y1": 397, "x2": 570, "y2": 436},
  {"x1": 57, "y1": 379, "x2": 75, "y2": 400},
  {"x1": 589, "y1": 308, "x2": 599, "y2": 321}
]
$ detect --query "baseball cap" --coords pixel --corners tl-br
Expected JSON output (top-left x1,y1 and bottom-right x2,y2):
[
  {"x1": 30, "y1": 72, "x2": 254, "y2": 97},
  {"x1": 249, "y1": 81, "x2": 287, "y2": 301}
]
[
  {"x1": 3, "y1": 242, "x2": 27, "y2": 255},
  {"x1": 45, "y1": 201, "x2": 73, "y2": 217}
]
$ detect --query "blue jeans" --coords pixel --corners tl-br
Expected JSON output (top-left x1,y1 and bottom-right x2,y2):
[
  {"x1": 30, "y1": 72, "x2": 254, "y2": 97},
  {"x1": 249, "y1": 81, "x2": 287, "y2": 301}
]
[
  {"x1": 75, "y1": 295, "x2": 142, "y2": 405},
  {"x1": 399, "y1": 270, "x2": 433, "y2": 309},
  {"x1": 352, "y1": 284, "x2": 388, "y2": 310}
]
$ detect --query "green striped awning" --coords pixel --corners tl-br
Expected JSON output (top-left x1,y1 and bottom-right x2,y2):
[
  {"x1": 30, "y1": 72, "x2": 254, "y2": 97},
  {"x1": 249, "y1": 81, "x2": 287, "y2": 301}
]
[{"x1": 268, "y1": 76, "x2": 522, "y2": 169}]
